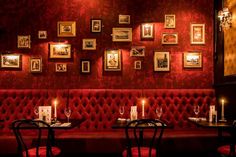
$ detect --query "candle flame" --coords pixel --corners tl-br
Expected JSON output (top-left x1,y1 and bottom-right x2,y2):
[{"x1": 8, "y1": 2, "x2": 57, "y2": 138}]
[{"x1": 54, "y1": 99, "x2": 57, "y2": 106}]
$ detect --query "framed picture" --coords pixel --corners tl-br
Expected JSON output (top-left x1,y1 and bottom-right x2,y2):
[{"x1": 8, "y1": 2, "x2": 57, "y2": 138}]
[
  {"x1": 57, "y1": 21, "x2": 76, "y2": 37},
  {"x1": 81, "y1": 60, "x2": 91, "y2": 74},
  {"x1": 0, "y1": 54, "x2": 21, "y2": 69},
  {"x1": 49, "y1": 43, "x2": 71, "y2": 59},
  {"x1": 164, "y1": 14, "x2": 175, "y2": 28},
  {"x1": 130, "y1": 46, "x2": 145, "y2": 57},
  {"x1": 104, "y1": 49, "x2": 121, "y2": 71},
  {"x1": 91, "y1": 19, "x2": 102, "y2": 33},
  {"x1": 141, "y1": 23, "x2": 154, "y2": 39},
  {"x1": 17, "y1": 35, "x2": 31, "y2": 48},
  {"x1": 30, "y1": 57, "x2": 42, "y2": 73},
  {"x1": 134, "y1": 60, "x2": 142, "y2": 70},
  {"x1": 183, "y1": 52, "x2": 202, "y2": 68},
  {"x1": 119, "y1": 15, "x2": 130, "y2": 24},
  {"x1": 55, "y1": 63, "x2": 67, "y2": 72},
  {"x1": 38, "y1": 31, "x2": 47, "y2": 39},
  {"x1": 190, "y1": 24, "x2": 205, "y2": 44},
  {"x1": 112, "y1": 28, "x2": 132, "y2": 42},
  {"x1": 162, "y1": 33, "x2": 178, "y2": 44},
  {"x1": 82, "y1": 39, "x2": 96, "y2": 50},
  {"x1": 154, "y1": 52, "x2": 170, "y2": 71},
  {"x1": 39, "y1": 106, "x2": 51, "y2": 123}
]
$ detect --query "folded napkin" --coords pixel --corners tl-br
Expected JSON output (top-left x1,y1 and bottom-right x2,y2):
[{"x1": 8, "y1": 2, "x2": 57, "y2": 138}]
[
  {"x1": 118, "y1": 118, "x2": 127, "y2": 121},
  {"x1": 188, "y1": 117, "x2": 207, "y2": 121}
]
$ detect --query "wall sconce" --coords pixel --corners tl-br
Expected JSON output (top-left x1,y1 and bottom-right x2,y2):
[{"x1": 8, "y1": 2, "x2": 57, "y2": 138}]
[{"x1": 218, "y1": 7, "x2": 232, "y2": 31}]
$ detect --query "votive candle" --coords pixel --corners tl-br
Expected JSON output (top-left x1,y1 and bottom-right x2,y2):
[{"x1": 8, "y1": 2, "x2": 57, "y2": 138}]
[
  {"x1": 142, "y1": 100, "x2": 145, "y2": 118},
  {"x1": 54, "y1": 100, "x2": 57, "y2": 119},
  {"x1": 221, "y1": 99, "x2": 225, "y2": 120}
]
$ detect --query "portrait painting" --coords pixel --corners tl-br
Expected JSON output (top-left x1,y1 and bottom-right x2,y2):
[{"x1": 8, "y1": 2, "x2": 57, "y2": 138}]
[
  {"x1": 104, "y1": 49, "x2": 121, "y2": 71},
  {"x1": 30, "y1": 57, "x2": 42, "y2": 73},
  {"x1": 191, "y1": 24, "x2": 205, "y2": 44},
  {"x1": 165, "y1": 14, "x2": 175, "y2": 28},
  {"x1": 17, "y1": 35, "x2": 31, "y2": 48},
  {"x1": 91, "y1": 19, "x2": 102, "y2": 33},
  {"x1": 141, "y1": 23, "x2": 154, "y2": 39}
]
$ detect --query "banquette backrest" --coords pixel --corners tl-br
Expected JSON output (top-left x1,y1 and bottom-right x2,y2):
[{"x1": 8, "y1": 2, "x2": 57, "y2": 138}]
[{"x1": 0, "y1": 89, "x2": 216, "y2": 132}]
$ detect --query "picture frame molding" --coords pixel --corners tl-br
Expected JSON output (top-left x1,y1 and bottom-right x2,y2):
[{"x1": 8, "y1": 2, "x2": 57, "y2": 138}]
[
  {"x1": 81, "y1": 59, "x2": 91, "y2": 74},
  {"x1": 183, "y1": 52, "x2": 202, "y2": 68},
  {"x1": 118, "y1": 14, "x2": 130, "y2": 24},
  {"x1": 190, "y1": 23, "x2": 205, "y2": 44},
  {"x1": 82, "y1": 39, "x2": 96, "y2": 50},
  {"x1": 55, "y1": 63, "x2": 67, "y2": 72},
  {"x1": 38, "y1": 31, "x2": 47, "y2": 39},
  {"x1": 91, "y1": 19, "x2": 102, "y2": 33},
  {"x1": 162, "y1": 32, "x2": 178, "y2": 44},
  {"x1": 30, "y1": 57, "x2": 42, "y2": 73},
  {"x1": 17, "y1": 35, "x2": 31, "y2": 48},
  {"x1": 49, "y1": 43, "x2": 71, "y2": 59},
  {"x1": 164, "y1": 14, "x2": 176, "y2": 28},
  {"x1": 104, "y1": 49, "x2": 122, "y2": 71},
  {"x1": 112, "y1": 28, "x2": 132, "y2": 42},
  {"x1": 0, "y1": 54, "x2": 22, "y2": 69},
  {"x1": 141, "y1": 23, "x2": 154, "y2": 39},
  {"x1": 130, "y1": 46, "x2": 145, "y2": 57},
  {"x1": 57, "y1": 21, "x2": 76, "y2": 37},
  {"x1": 154, "y1": 51, "x2": 170, "y2": 72},
  {"x1": 134, "y1": 60, "x2": 142, "y2": 70}
]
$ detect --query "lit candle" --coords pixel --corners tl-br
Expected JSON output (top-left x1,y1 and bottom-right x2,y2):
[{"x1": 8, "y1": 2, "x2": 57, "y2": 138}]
[
  {"x1": 54, "y1": 99, "x2": 57, "y2": 119},
  {"x1": 221, "y1": 99, "x2": 225, "y2": 120},
  {"x1": 142, "y1": 100, "x2": 145, "y2": 118}
]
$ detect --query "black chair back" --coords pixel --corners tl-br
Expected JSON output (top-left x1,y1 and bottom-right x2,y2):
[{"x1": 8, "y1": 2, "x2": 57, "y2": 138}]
[
  {"x1": 12, "y1": 119, "x2": 54, "y2": 157},
  {"x1": 125, "y1": 119, "x2": 166, "y2": 157},
  {"x1": 229, "y1": 121, "x2": 236, "y2": 156}
]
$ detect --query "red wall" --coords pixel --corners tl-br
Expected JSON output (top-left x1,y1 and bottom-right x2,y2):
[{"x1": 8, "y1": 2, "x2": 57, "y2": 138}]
[{"x1": 0, "y1": 0, "x2": 214, "y2": 89}]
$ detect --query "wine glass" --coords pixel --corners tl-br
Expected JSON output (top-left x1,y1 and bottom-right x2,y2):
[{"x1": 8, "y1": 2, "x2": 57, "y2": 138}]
[
  {"x1": 156, "y1": 106, "x2": 163, "y2": 119},
  {"x1": 33, "y1": 106, "x2": 39, "y2": 118},
  {"x1": 119, "y1": 106, "x2": 125, "y2": 118},
  {"x1": 64, "y1": 107, "x2": 71, "y2": 123},
  {"x1": 193, "y1": 105, "x2": 200, "y2": 117}
]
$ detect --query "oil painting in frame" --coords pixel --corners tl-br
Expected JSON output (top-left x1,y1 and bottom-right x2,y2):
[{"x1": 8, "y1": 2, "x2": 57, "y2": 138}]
[
  {"x1": 190, "y1": 24, "x2": 205, "y2": 44},
  {"x1": 164, "y1": 14, "x2": 175, "y2": 28},
  {"x1": 57, "y1": 21, "x2": 76, "y2": 37},
  {"x1": 17, "y1": 35, "x2": 31, "y2": 48},
  {"x1": 183, "y1": 52, "x2": 202, "y2": 68},
  {"x1": 0, "y1": 54, "x2": 21, "y2": 69},
  {"x1": 55, "y1": 63, "x2": 67, "y2": 72},
  {"x1": 82, "y1": 39, "x2": 96, "y2": 50},
  {"x1": 81, "y1": 59, "x2": 91, "y2": 74},
  {"x1": 112, "y1": 28, "x2": 132, "y2": 42},
  {"x1": 104, "y1": 49, "x2": 121, "y2": 71},
  {"x1": 91, "y1": 19, "x2": 102, "y2": 33},
  {"x1": 38, "y1": 31, "x2": 47, "y2": 39},
  {"x1": 154, "y1": 51, "x2": 170, "y2": 71},
  {"x1": 49, "y1": 43, "x2": 71, "y2": 59},
  {"x1": 130, "y1": 46, "x2": 145, "y2": 57},
  {"x1": 141, "y1": 23, "x2": 154, "y2": 39},
  {"x1": 119, "y1": 15, "x2": 130, "y2": 24},
  {"x1": 30, "y1": 57, "x2": 42, "y2": 73},
  {"x1": 134, "y1": 60, "x2": 142, "y2": 70},
  {"x1": 162, "y1": 33, "x2": 178, "y2": 44}
]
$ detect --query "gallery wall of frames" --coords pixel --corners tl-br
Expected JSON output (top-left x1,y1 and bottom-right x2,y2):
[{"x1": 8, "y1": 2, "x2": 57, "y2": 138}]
[{"x1": 0, "y1": 0, "x2": 214, "y2": 89}]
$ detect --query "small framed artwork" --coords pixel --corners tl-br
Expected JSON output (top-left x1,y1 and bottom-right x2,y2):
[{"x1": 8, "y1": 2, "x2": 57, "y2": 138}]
[
  {"x1": 30, "y1": 57, "x2": 42, "y2": 73},
  {"x1": 81, "y1": 59, "x2": 91, "y2": 74},
  {"x1": 162, "y1": 33, "x2": 178, "y2": 44},
  {"x1": 154, "y1": 52, "x2": 170, "y2": 71},
  {"x1": 190, "y1": 24, "x2": 205, "y2": 44},
  {"x1": 49, "y1": 43, "x2": 71, "y2": 59},
  {"x1": 134, "y1": 60, "x2": 141, "y2": 70},
  {"x1": 104, "y1": 49, "x2": 121, "y2": 71},
  {"x1": 164, "y1": 14, "x2": 175, "y2": 28},
  {"x1": 119, "y1": 15, "x2": 130, "y2": 24},
  {"x1": 0, "y1": 54, "x2": 21, "y2": 69},
  {"x1": 112, "y1": 28, "x2": 132, "y2": 42},
  {"x1": 82, "y1": 39, "x2": 96, "y2": 50},
  {"x1": 17, "y1": 35, "x2": 31, "y2": 48},
  {"x1": 38, "y1": 31, "x2": 47, "y2": 39},
  {"x1": 55, "y1": 63, "x2": 67, "y2": 72},
  {"x1": 183, "y1": 52, "x2": 202, "y2": 68},
  {"x1": 141, "y1": 23, "x2": 154, "y2": 39},
  {"x1": 130, "y1": 46, "x2": 145, "y2": 57},
  {"x1": 57, "y1": 21, "x2": 76, "y2": 37},
  {"x1": 91, "y1": 19, "x2": 102, "y2": 33}
]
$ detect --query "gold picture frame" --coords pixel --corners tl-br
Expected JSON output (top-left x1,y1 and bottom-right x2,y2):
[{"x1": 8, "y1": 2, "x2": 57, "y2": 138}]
[
  {"x1": 164, "y1": 14, "x2": 175, "y2": 28},
  {"x1": 38, "y1": 31, "x2": 47, "y2": 39},
  {"x1": 104, "y1": 49, "x2": 121, "y2": 71},
  {"x1": 154, "y1": 52, "x2": 170, "y2": 71},
  {"x1": 55, "y1": 63, "x2": 67, "y2": 72},
  {"x1": 112, "y1": 28, "x2": 132, "y2": 42},
  {"x1": 0, "y1": 54, "x2": 21, "y2": 69},
  {"x1": 162, "y1": 33, "x2": 178, "y2": 44},
  {"x1": 30, "y1": 57, "x2": 42, "y2": 73},
  {"x1": 82, "y1": 39, "x2": 96, "y2": 50},
  {"x1": 49, "y1": 43, "x2": 71, "y2": 59},
  {"x1": 57, "y1": 21, "x2": 76, "y2": 37},
  {"x1": 81, "y1": 59, "x2": 91, "y2": 74},
  {"x1": 190, "y1": 24, "x2": 205, "y2": 44},
  {"x1": 134, "y1": 60, "x2": 142, "y2": 70},
  {"x1": 183, "y1": 52, "x2": 202, "y2": 68},
  {"x1": 130, "y1": 46, "x2": 145, "y2": 57},
  {"x1": 91, "y1": 19, "x2": 102, "y2": 33},
  {"x1": 119, "y1": 15, "x2": 130, "y2": 24},
  {"x1": 17, "y1": 35, "x2": 31, "y2": 48},
  {"x1": 141, "y1": 23, "x2": 154, "y2": 39}
]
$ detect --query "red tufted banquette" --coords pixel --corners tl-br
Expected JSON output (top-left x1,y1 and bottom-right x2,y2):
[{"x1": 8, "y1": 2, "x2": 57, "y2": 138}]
[{"x1": 0, "y1": 89, "x2": 217, "y2": 156}]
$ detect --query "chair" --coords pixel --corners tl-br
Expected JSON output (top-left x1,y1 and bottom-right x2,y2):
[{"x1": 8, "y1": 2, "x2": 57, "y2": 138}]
[
  {"x1": 12, "y1": 119, "x2": 61, "y2": 157},
  {"x1": 217, "y1": 121, "x2": 236, "y2": 157},
  {"x1": 122, "y1": 119, "x2": 166, "y2": 157}
]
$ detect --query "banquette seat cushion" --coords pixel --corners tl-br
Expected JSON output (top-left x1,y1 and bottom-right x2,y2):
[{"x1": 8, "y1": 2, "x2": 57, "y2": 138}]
[{"x1": 0, "y1": 89, "x2": 217, "y2": 155}]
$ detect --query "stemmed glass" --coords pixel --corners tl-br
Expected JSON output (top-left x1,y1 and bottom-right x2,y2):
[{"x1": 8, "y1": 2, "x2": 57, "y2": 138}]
[
  {"x1": 193, "y1": 105, "x2": 200, "y2": 117},
  {"x1": 119, "y1": 106, "x2": 125, "y2": 118},
  {"x1": 156, "y1": 106, "x2": 163, "y2": 119},
  {"x1": 64, "y1": 107, "x2": 71, "y2": 123},
  {"x1": 33, "y1": 106, "x2": 39, "y2": 119}
]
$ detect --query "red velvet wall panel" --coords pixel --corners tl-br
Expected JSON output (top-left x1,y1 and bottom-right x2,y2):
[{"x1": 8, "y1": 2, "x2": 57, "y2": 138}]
[{"x1": 0, "y1": 0, "x2": 214, "y2": 89}]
